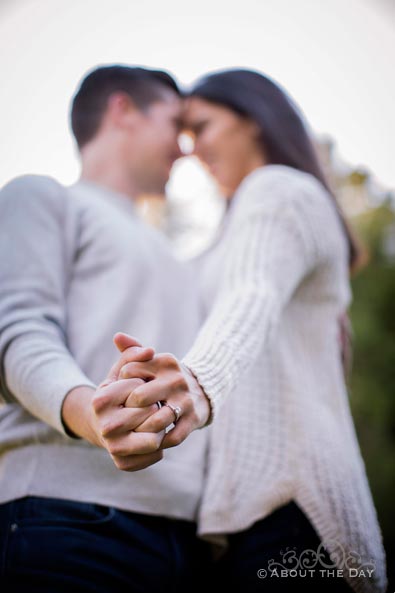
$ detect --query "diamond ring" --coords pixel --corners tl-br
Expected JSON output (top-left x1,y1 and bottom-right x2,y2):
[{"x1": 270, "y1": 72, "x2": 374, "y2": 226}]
[{"x1": 161, "y1": 401, "x2": 182, "y2": 424}]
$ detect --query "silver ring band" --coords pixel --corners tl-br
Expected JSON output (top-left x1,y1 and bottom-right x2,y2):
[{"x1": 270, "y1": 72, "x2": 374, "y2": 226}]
[{"x1": 160, "y1": 401, "x2": 182, "y2": 424}]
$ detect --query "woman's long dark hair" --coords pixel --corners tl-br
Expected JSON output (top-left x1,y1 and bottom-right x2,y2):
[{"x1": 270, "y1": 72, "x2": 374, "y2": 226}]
[{"x1": 189, "y1": 68, "x2": 363, "y2": 271}]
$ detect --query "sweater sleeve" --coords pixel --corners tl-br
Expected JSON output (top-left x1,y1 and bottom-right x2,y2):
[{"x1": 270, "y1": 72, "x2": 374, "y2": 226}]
[
  {"x1": 182, "y1": 170, "x2": 324, "y2": 421},
  {"x1": 0, "y1": 176, "x2": 96, "y2": 435}
]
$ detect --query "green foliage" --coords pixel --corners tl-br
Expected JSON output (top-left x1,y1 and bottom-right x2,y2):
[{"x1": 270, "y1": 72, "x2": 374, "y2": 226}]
[{"x1": 349, "y1": 202, "x2": 395, "y2": 581}]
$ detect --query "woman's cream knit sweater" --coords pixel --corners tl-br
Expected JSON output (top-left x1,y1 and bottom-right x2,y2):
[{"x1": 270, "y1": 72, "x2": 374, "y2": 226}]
[{"x1": 183, "y1": 165, "x2": 387, "y2": 593}]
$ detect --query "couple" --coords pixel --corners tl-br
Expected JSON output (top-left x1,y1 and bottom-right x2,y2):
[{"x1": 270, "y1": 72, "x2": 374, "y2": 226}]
[{"x1": 0, "y1": 65, "x2": 387, "y2": 593}]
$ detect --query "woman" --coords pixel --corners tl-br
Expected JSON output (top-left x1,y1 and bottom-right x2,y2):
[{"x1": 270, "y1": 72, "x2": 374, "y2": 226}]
[{"x1": 118, "y1": 69, "x2": 386, "y2": 592}]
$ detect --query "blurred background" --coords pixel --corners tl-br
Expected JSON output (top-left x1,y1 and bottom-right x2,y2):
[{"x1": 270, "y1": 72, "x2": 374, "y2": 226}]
[{"x1": 1, "y1": 0, "x2": 394, "y2": 585}]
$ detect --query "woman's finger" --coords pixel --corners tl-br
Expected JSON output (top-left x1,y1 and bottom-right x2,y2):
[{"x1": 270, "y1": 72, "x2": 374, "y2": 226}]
[
  {"x1": 159, "y1": 420, "x2": 191, "y2": 450},
  {"x1": 124, "y1": 378, "x2": 174, "y2": 408},
  {"x1": 133, "y1": 404, "x2": 176, "y2": 433}
]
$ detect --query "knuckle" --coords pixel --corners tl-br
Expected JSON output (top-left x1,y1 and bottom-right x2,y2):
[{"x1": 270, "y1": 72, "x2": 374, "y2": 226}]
[
  {"x1": 132, "y1": 392, "x2": 145, "y2": 407},
  {"x1": 160, "y1": 353, "x2": 178, "y2": 370},
  {"x1": 121, "y1": 462, "x2": 138, "y2": 473},
  {"x1": 146, "y1": 434, "x2": 161, "y2": 451},
  {"x1": 178, "y1": 395, "x2": 192, "y2": 415},
  {"x1": 111, "y1": 455, "x2": 126, "y2": 470},
  {"x1": 119, "y1": 363, "x2": 132, "y2": 379},
  {"x1": 125, "y1": 452, "x2": 163, "y2": 472},
  {"x1": 143, "y1": 418, "x2": 157, "y2": 433},
  {"x1": 172, "y1": 373, "x2": 188, "y2": 392},
  {"x1": 123, "y1": 464, "x2": 139, "y2": 472},
  {"x1": 124, "y1": 393, "x2": 134, "y2": 408},
  {"x1": 108, "y1": 442, "x2": 124, "y2": 456},
  {"x1": 121, "y1": 347, "x2": 138, "y2": 363},
  {"x1": 108, "y1": 444, "x2": 118, "y2": 456},
  {"x1": 154, "y1": 450, "x2": 164, "y2": 462},
  {"x1": 92, "y1": 392, "x2": 110, "y2": 413},
  {"x1": 166, "y1": 431, "x2": 184, "y2": 447},
  {"x1": 151, "y1": 416, "x2": 165, "y2": 432},
  {"x1": 101, "y1": 420, "x2": 121, "y2": 437}
]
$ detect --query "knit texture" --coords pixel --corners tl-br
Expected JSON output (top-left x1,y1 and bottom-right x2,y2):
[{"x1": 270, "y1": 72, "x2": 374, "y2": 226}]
[{"x1": 183, "y1": 165, "x2": 387, "y2": 593}]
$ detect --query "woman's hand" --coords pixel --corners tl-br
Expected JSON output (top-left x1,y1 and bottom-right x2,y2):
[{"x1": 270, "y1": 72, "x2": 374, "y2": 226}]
[{"x1": 114, "y1": 333, "x2": 212, "y2": 449}]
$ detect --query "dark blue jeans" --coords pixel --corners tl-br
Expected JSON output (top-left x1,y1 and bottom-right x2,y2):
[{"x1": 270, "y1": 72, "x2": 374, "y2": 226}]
[
  {"x1": 0, "y1": 496, "x2": 211, "y2": 593},
  {"x1": 210, "y1": 501, "x2": 354, "y2": 592}
]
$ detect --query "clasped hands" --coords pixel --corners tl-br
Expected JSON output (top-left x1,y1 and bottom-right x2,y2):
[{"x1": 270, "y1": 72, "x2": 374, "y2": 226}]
[{"x1": 90, "y1": 333, "x2": 211, "y2": 472}]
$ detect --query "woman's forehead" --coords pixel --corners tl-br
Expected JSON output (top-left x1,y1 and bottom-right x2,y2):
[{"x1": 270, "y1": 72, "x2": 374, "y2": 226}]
[{"x1": 182, "y1": 97, "x2": 223, "y2": 125}]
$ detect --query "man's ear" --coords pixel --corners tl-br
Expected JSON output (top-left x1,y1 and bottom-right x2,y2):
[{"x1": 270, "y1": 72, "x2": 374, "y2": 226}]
[{"x1": 106, "y1": 92, "x2": 139, "y2": 129}]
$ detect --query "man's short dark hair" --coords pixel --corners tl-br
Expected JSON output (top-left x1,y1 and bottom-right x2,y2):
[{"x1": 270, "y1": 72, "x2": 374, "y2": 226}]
[{"x1": 70, "y1": 65, "x2": 181, "y2": 149}]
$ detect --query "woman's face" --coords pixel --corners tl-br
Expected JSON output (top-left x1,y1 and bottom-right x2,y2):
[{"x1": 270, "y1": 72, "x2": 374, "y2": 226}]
[{"x1": 183, "y1": 97, "x2": 266, "y2": 197}]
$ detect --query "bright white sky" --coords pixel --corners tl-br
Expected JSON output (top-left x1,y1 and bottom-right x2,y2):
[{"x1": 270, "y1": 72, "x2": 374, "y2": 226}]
[{"x1": 0, "y1": 0, "x2": 394, "y2": 193}]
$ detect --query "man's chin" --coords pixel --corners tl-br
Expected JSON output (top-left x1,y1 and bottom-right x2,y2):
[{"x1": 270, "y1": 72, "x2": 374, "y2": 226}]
[{"x1": 139, "y1": 176, "x2": 168, "y2": 197}]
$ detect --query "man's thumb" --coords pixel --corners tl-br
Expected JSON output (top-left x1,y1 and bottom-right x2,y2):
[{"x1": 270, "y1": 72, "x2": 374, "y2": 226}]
[
  {"x1": 100, "y1": 333, "x2": 155, "y2": 387},
  {"x1": 113, "y1": 332, "x2": 142, "y2": 352},
  {"x1": 99, "y1": 334, "x2": 143, "y2": 387}
]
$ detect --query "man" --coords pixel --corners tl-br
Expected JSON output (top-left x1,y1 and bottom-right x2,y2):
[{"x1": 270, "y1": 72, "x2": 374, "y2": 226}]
[{"x1": 0, "y1": 65, "x2": 211, "y2": 593}]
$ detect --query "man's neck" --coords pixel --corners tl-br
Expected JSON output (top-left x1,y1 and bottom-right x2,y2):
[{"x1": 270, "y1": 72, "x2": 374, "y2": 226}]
[{"x1": 79, "y1": 146, "x2": 139, "y2": 201}]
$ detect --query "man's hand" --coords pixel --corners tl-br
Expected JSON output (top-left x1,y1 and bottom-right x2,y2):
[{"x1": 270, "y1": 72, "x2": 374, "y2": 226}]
[
  {"x1": 62, "y1": 335, "x2": 166, "y2": 471},
  {"x1": 115, "y1": 333, "x2": 212, "y2": 450}
]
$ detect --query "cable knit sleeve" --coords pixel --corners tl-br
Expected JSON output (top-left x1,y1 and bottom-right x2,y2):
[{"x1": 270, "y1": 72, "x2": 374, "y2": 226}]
[
  {"x1": 182, "y1": 168, "x2": 327, "y2": 421},
  {"x1": 0, "y1": 176, "x2": 96, "y2": 435}
]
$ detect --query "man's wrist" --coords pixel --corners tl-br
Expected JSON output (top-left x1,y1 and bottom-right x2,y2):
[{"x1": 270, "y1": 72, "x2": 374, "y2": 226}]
[{"x1": 61, "y1": 385, "x2": 101, "y2": 445}]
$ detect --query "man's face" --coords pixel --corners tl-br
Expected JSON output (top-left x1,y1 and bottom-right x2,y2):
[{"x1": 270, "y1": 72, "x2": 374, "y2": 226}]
[{"x1": 128, "y1": 91, "x2": 183, "y2": 195}]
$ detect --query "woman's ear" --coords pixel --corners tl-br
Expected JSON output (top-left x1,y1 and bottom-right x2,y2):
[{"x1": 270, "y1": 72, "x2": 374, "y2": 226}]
[
  {"x1": 247, "y1": 118, "x2": 262, "y2": 139},
  {"x1": 244, "y1": 118, "x2": 267, "y2": 162}
]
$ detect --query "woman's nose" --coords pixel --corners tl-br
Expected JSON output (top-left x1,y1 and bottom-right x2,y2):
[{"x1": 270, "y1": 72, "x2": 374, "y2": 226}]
[{"x1": 173, "y1": 141, "x2": 183, "y2": 160}]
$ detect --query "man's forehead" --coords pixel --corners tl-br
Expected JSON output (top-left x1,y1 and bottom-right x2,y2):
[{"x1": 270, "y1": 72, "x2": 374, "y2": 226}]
[
  {"x1": 149, "y1": 90, "x2": 182, "y2": 118},
  {"x1": 157, "y1": 87, "x2": 182, "y2": 108}
]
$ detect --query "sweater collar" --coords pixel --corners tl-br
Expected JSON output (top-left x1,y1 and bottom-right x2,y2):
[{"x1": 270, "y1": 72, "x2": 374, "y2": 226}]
[{"x1": 70, "y1": 179, "x2": 138, "y2": 218}]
